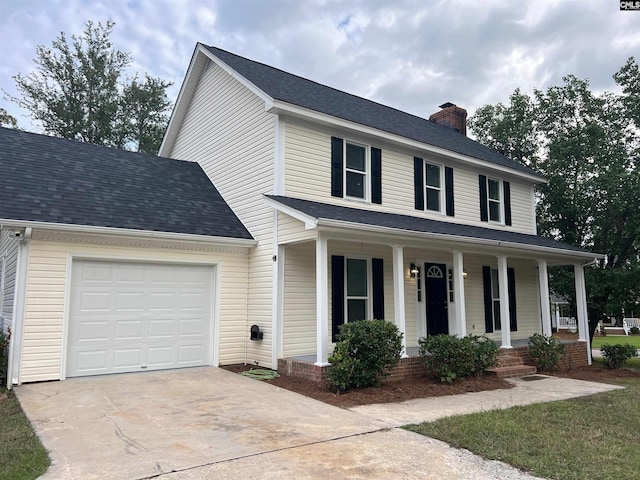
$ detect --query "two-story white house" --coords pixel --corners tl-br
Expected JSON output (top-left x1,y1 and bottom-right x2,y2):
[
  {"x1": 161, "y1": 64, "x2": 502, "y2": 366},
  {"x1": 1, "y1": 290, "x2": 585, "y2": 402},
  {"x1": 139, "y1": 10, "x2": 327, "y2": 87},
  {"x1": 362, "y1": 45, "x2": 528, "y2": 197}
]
[
  {"x1": 160, "y1": 44, "x2": 600, "y2": 374},
  {"x1": 1, "y1": 44, "x2": 600, "y2": 387}
]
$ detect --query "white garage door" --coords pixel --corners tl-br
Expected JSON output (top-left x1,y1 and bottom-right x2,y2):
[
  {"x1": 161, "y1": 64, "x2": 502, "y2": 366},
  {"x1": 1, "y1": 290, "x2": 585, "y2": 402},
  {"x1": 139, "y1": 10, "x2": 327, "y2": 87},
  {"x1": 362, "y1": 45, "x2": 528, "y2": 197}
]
[{"x1": 67, "y1": 260, "x2": 214, "y2": 378}]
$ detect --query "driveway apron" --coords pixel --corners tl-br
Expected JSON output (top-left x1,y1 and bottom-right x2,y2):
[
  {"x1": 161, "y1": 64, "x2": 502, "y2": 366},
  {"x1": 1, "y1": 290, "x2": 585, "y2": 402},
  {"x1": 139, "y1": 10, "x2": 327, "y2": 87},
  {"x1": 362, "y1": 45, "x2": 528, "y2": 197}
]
[{"x1": 17, "y1": 367, "x2": 551, "y2": 480}]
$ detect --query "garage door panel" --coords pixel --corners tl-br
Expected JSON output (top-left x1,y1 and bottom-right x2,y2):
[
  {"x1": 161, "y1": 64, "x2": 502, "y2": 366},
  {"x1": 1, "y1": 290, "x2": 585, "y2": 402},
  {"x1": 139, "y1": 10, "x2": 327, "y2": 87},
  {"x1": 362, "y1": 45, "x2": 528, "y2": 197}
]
[{"x1": 67, "y1": 260, "x2": 213, "y2": 378}]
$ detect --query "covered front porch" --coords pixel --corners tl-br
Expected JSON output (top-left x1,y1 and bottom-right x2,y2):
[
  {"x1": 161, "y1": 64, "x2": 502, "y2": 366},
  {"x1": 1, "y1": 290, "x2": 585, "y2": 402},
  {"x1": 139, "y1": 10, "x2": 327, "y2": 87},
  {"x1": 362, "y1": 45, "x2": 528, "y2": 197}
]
[{"x1": 266, "y1": 196, "x2": 600, "y2": 377}]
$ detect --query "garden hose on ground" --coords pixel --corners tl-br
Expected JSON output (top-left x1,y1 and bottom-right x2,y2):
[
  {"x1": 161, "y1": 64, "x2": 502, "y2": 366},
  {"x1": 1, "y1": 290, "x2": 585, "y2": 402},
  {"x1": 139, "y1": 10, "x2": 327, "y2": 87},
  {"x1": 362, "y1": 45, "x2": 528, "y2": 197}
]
[{"x1": 240, "y1": 368, "x2": 280, "y2": 381}]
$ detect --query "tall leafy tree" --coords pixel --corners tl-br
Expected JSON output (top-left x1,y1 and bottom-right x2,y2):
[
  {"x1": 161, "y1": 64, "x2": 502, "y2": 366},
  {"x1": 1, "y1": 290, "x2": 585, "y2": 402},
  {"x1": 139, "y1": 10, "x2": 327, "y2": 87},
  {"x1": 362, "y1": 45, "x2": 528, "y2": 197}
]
[
  {"x1": 9, "y1": 21, "x2": 172, "y2": 153},
  {"x1": 469, "y1": 63, "x2": 640, "y2": 337},
  {"x1": 0, "y1": 107, "x2": 17, "y2": 128}
]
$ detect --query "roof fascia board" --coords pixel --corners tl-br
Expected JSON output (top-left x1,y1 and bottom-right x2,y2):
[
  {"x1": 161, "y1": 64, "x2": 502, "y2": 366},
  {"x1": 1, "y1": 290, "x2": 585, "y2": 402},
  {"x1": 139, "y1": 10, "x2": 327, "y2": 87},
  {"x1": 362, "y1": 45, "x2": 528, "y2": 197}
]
[
  {"x1": 0, "y1": 219, "x2": 256, "y2": 247},
  {"x1": 263, "y1": 196, "x2": 318, "y2": 228},
  {"x1": 314, "y1": 218, "x2": 601, "y2": 260},
  {"x1": 159, "y1": 44, "x2": 209, "y2": 156},
  {"x1": 268, "y1": 100, "x2": 546, "y2": 184}
]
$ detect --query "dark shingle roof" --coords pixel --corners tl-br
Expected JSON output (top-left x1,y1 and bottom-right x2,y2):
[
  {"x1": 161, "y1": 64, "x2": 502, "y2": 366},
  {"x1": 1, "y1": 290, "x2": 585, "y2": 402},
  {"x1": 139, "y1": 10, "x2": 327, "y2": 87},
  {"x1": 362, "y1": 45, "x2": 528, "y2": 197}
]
[
  {"x1": 265, "y1": 195, "x2": 591, "y2": 255},
  {"x1": 205, "y1": 45, "x2": 542, "y2": 179},
  {"x1": 0, "y1": 127, "x2": 253, "y2": 240}
]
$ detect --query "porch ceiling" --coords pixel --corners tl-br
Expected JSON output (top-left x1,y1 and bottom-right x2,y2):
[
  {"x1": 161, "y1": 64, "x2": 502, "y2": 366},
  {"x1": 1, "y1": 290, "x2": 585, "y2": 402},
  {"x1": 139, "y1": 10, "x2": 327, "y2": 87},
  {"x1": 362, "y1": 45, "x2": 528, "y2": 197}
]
[{"x1": 265, "y1": 195, "x2": 603, "y2": 265}]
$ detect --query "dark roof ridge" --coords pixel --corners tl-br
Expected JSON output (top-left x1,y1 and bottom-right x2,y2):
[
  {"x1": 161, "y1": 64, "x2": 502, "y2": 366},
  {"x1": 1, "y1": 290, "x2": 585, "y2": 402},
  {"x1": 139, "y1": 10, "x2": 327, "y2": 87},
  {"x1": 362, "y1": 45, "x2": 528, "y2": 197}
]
[{"x1": 204, "y1": 44, "x2": 446, "y2": 127}]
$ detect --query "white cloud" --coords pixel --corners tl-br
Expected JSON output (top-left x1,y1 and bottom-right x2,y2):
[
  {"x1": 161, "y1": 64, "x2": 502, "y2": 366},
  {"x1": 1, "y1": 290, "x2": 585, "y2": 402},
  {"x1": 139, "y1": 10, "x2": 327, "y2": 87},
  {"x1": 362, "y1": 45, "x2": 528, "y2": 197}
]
[{"x1": 1, "y1": 0, "x2": 639, "y2": 131}]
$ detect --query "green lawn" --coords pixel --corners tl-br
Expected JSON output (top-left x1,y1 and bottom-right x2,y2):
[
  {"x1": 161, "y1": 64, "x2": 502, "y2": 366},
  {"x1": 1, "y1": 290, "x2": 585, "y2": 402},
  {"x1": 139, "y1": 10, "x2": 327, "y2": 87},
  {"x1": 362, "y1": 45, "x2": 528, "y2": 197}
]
[
  {"x1": 592, "y1": 335, "x2": 640, "y2": 348},
  {"x1": 405, "y1": 377, "x2": 640, "y2": 480},
  {"x1": 0, "y1": 390, "x2": 49, "y2": 480}
]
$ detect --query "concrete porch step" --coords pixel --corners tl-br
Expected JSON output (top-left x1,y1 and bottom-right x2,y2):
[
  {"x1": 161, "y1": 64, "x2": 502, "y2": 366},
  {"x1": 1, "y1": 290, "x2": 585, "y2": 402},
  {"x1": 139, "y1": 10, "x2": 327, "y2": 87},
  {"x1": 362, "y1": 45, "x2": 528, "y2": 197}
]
[{"x1": 486, "y1": 365, "x2": 537, "y2": 378}]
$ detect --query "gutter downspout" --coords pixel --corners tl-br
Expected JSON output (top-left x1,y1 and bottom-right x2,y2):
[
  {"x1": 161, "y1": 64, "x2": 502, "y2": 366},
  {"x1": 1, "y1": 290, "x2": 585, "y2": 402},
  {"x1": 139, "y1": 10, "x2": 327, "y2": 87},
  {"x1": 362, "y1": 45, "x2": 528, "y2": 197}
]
[{"x1": 7, "y1": 227, "x2": 31, "y2": 389}]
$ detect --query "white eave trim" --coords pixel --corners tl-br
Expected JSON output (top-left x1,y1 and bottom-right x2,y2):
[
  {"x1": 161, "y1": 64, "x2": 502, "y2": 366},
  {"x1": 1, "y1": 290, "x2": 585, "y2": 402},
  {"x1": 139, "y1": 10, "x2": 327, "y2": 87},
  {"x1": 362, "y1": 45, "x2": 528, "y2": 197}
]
[
  {"x1": 267, "y1": 100, "x2": 546, "y2": 184},
  {"x1": 315, "y1": 218, "x2": 601, "y2": 259},
  {"x1": 0, "y1": 219, "x2": 256, "y2": 247},
  {"x1": 263, "y1": 196, "x2": 317, "y2": 228}
]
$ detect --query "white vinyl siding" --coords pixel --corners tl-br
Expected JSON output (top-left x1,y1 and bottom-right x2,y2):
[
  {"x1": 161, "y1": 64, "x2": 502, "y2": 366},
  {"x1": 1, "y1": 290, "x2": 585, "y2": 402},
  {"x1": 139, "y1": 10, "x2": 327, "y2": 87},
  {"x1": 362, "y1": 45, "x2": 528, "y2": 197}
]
[
  {"x1": 19, "y1": 236, "x2": 248, "y2": 383},
  {"x1": 0, "y1": 229, "x2": 19, "y2": 334},
  {"x1": 168, "y1": 60, "x2": 275, "y2": 367},
  {"x1": 277, "y1": 212, "x2": 318, "y2": 245},
  {"x1": 284, "y1": 118, "x2": 537, "y2": 234}
]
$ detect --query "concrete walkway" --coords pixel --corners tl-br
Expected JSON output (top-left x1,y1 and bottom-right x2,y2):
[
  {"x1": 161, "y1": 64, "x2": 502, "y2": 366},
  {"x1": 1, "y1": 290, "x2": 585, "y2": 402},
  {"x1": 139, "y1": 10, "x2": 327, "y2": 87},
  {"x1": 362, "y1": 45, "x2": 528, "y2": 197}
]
[
  {"x1": 350, "y1": 375, "x2": 622, "y2": 426},
  {"x1": 15, "y1": 368, "x2": 621, "y2": 480}
]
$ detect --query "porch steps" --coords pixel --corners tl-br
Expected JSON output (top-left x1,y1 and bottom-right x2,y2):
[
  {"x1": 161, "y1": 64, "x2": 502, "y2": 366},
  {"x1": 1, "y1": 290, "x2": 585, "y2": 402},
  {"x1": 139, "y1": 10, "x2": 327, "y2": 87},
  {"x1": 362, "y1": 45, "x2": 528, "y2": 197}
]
[{"x1": 486, "y1": 354, "x2": 536, "y2": 378}]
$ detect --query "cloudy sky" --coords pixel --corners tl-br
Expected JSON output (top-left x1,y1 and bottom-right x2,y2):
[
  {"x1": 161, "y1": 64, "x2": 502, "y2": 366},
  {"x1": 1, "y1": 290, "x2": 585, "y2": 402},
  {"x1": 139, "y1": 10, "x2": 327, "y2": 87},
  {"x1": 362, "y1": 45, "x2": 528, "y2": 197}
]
[{"x1": 1, "y1": 0, "x2": 639, "y2": 133}]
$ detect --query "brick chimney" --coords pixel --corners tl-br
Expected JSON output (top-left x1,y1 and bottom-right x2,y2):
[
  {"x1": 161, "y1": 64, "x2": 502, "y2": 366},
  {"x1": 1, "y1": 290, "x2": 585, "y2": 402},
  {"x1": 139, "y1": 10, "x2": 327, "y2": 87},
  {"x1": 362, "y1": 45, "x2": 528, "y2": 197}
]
[{"x1": 429, "y1": 102, "x2": 467, "y2": 136}]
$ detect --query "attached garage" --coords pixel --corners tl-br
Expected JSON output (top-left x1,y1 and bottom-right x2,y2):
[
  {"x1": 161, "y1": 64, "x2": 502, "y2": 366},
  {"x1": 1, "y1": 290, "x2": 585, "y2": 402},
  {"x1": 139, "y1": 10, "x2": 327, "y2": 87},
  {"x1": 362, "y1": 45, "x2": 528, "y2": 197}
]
[{"x1": 66, "y1": 260, "x2": 214, "y2": 378}]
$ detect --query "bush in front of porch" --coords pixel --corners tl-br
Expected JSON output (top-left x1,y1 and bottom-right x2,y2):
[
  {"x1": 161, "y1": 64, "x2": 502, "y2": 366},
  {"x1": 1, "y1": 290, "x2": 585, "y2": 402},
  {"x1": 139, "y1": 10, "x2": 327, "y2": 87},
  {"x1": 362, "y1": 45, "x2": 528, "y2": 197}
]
[
  {"x1": 327, "y1": 320, "x2": 403, "y2": 393},
  {"x1": 418, "y1": 334, "x2": 499, "y2": 383}
]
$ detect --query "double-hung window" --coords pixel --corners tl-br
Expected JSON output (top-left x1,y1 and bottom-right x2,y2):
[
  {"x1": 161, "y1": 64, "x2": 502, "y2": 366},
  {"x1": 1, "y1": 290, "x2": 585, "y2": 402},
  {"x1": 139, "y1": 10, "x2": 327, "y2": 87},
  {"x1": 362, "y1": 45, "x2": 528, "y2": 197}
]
[
  {"x1": 331, "y1": 137, "x2": 382, "y2": 204},
  {"x1": 344, "y1": 142, "x2": 368, "y2": 200},
  {"x1": 479, "y1": 174, "x2": 512, "y2": 226},
  {"x1": 487, "y1": 178, "x2": 501, "y2": 222},
  {"x1": 490, "y1": 268, "x2": 501, "y2": 330},
  {"x1": 346, "y1": 258, "x2": 369, "y2": 322},
  {"x1": 425, "y1": 162, "x2": 443, "y2": 212}
]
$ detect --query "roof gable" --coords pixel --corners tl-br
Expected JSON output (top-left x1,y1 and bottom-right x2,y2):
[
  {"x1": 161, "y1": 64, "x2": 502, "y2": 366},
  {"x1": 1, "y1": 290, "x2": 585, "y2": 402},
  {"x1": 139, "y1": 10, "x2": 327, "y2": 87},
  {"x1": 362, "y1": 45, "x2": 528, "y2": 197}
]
[
  {"x1": 0, "y1": 127, "x2": 253, "y2": 240},
  {"x1": 203, "y1": 45, "x2": 542, "y2": 179}
]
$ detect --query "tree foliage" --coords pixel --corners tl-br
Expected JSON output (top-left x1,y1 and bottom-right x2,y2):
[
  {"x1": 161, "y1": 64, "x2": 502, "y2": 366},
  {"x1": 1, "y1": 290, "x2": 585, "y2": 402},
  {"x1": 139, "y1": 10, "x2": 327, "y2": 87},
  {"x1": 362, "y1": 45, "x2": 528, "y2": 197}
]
[
  {"x1": 9, "y1": 21, "x2": 172, "y2": 153},
  {"x1": 469, "y1": 59, "x2": 640, "y2": 336},
  {"x1": 0, "y1": 107, "x2": 17, "y2": 128}
]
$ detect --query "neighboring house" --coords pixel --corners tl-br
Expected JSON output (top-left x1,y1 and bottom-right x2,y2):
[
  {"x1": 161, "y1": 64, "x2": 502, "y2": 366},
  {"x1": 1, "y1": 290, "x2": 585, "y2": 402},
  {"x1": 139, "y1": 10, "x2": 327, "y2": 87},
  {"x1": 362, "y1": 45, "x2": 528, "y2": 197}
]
[
  {"x1": 1, "y1": 44, "x2": 601, "y2": 387},
  {"x1": 159, "y1": 44, "x2": 601, "y2": 372},
  {"x1": 0, "y1": 127, "x2": 255, "y2": 387}
]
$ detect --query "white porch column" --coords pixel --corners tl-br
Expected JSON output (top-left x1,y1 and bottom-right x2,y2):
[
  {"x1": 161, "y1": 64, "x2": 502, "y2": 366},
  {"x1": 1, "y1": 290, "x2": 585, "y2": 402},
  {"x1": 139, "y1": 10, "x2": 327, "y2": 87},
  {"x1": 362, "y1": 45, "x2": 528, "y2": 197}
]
[
  {"x1": 392, "y1": 245, "x2": 409, "y2": 358},
  {"x1": 497, "y1": 255, "x2": 512, "y2": 349},
  {"x1": 452, "y1": 250, "x2": 467, "y2": 337},
  {"x1": 574, "y1": 263, "x2": 592, "y2": 365},
  {"x1": 537, "y1": 259, "x2": 552, "y2": 337},
  {"x1": 315, "y1": 235, "x2": 330, "y2": 366}
]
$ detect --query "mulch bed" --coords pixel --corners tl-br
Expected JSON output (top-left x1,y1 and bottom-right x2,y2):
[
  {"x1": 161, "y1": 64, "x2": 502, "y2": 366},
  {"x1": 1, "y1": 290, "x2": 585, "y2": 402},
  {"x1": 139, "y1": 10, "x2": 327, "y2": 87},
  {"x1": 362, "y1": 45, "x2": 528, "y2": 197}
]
[{"x1": 222, "y1": 363, "x2": 640, "y2": 408}]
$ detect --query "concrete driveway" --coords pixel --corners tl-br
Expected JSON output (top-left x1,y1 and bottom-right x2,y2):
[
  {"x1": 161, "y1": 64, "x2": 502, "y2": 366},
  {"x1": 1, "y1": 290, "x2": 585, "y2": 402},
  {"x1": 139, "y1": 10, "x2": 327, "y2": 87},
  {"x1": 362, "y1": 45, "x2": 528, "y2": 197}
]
[{"x1": 16, "y1": 367, "x2": 550, "y2": 480}]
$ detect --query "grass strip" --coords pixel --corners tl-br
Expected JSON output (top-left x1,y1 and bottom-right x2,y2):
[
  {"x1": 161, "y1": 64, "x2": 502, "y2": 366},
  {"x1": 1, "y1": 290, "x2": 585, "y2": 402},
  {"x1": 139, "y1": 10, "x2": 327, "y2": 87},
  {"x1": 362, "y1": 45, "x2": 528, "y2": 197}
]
[
  {"x1": 0, "y1": 390, "x2": 49, "y2": 480},
  {"x1": 405, "y1": 378, "x2": 640, "y2": 480},
  {"x1": 592, "y1": 335, "x2": 640, "y2": 348}
]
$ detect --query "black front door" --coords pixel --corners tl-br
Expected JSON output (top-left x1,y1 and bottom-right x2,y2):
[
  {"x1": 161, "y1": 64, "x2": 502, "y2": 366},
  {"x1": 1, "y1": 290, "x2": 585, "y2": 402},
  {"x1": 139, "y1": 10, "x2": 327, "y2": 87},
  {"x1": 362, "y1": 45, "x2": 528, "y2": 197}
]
[{"x1": 425, "y1": 263, "x2": 449, "y2": 336}]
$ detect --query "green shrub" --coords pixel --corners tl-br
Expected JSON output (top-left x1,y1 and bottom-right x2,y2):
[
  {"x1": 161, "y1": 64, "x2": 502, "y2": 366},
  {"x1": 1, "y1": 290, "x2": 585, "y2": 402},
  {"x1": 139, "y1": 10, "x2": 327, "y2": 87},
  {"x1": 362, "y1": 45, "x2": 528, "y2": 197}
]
[
  {"x1": 601, "y1": 344, "x2": 639, "y2": 369},
  {"x1": 527, "y1": 334, "x2": 565, "y2": 372},
  {"x1": 0, "y1": 323, "x2": 10, "y2": 387},
  {"x1": 327, "y1": 320, "x2": 403, "y2": 393},
  {"x1": 418, "y1": 334, "x2": 499, "y2": 383},
  {"x1": 630, "y1": 326, "x2": 640, "y2": 335}
]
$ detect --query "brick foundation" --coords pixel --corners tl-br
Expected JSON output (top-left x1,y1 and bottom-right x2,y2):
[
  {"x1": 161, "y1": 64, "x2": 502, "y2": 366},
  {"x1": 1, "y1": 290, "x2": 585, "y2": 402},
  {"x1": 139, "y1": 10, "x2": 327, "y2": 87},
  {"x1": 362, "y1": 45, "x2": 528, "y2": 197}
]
[
  {"x1": 278, "y1": 356, "x2": 428, "y2": 383},
  {"x1": 498, "y1": 341, "x2": 589, "y2": 370},
  {"x1": 278, "y1": 341, "x2": 590, "y2": 383}
]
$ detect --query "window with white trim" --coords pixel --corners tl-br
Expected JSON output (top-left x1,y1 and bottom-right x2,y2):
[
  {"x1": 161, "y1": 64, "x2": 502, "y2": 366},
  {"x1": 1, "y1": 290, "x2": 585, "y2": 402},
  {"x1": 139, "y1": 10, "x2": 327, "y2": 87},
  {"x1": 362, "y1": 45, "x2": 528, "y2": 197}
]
[
  {"x1": 490, "y1": 268, "x2": 502, "y2": 331},
  {"x1": 346, "y1": 258, "x2": 369, "y2": 322},
  {"x1": 487, "y1": 178, "x2": 502, "y2": 222},
  {"x1": 424, "y1": 162, "x2": 443, "y2": 213},
  {"x1": 344, "y1": 142, "x2": 369, "y2": 200}
]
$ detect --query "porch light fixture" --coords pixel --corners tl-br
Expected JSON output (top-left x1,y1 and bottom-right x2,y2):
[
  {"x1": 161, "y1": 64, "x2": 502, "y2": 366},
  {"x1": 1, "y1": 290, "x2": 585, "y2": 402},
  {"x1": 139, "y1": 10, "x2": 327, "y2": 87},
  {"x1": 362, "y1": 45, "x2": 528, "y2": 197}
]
[
  {"x1": 410, "y1": 263, "x2": 420, "y2": 278},
  {"x1": 463, "y1": 270, "x2": 468, "y2": 280}
]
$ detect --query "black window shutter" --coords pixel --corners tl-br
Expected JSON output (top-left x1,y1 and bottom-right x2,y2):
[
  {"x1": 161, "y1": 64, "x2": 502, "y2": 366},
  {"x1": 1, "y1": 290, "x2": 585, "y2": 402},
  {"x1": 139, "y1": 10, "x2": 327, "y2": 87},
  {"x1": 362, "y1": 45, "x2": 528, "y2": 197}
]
[
  {"x1": 482, "y1": 266, "x2": 493, "y2": 333},
  {"x1": 372, "y1": 258, "x2": 384, "y2": 319},
  {"x1": 508, "y1": 267, "x2": 517, "y2": 331},
  {"x1": 414, "y1": 157, "x2": 424, "y2": 210},
  {"x1": 445, "y1": 166, "x2": 454, "y2": 216},
  {"x1": 331, "y1": 255, "x2": 345, "y2": 342},
  {"x1": 503, "y1": 181, "x2": 512, "y2": 226},
  {"x1": 331, "y1": 137, "x2": 343, "y2": 198},
  {"x1": 479, "y1": 175, "x2": 488, "y2": 222},
  {"x1": 371, "y1": 147, "x2": 382, "y2": 204}
]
